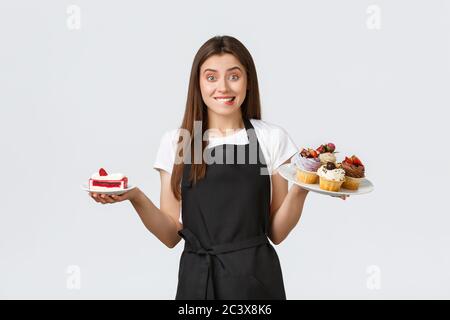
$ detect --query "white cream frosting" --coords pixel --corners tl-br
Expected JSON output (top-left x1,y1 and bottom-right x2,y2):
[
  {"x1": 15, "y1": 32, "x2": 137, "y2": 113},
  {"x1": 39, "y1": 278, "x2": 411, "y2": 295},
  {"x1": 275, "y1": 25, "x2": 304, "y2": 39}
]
[
  {"x1": 319, "y1": 152, "x2": 336, "y2": 164},
  {"x1": 317, "y1": 165, "x2": 345, "y2": 181},
  {"x1": 91, "y1": 173, "x2": 125, "y2": 180}
]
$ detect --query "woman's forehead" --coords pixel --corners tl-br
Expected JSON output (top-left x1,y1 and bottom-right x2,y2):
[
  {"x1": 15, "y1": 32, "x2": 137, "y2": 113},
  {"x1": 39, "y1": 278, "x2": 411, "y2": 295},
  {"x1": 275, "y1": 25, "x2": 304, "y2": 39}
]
[{"x1": 201, "y1": 53, "x2": 244, "y2": 72}]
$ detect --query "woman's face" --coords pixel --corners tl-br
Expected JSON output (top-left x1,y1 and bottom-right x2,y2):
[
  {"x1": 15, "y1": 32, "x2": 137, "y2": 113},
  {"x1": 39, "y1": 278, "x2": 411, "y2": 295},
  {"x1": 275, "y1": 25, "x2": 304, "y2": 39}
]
[{"x1": 199, "y1": 53, "x2": 247, "y2": 118}]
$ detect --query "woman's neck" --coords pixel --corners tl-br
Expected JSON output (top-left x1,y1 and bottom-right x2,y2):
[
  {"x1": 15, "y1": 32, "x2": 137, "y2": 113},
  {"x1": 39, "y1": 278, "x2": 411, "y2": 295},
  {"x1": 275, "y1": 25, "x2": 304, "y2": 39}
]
[{"x1": 207, "y1": 112, "x2": 245, "y2": 136}]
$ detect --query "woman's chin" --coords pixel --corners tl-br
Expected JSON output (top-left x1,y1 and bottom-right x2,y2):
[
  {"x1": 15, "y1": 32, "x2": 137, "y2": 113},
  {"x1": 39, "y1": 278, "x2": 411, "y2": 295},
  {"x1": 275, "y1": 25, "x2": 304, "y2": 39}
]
[{"x1": 208, "y1": 104, "x2": 241, "y2": 116}]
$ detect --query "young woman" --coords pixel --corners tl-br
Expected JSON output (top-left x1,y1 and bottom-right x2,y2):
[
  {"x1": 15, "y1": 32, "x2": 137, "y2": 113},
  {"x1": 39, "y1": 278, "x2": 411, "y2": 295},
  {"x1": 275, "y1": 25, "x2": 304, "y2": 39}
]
[{"x1": 89, "y1": 35, "x2": 347, "y2": 300}]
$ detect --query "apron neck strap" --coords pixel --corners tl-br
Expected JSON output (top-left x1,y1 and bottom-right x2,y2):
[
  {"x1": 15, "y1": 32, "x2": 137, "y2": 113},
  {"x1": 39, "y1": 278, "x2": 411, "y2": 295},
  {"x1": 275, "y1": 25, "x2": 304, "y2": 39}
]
[{"x1": 243, "y1": 117, "x2": 253, "y2": 131}]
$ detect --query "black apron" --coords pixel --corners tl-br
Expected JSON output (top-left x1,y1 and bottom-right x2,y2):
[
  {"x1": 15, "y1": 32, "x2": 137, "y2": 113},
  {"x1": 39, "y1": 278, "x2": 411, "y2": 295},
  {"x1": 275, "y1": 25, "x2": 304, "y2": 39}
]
[{"x1": 176, "y1": 118, "x2": 286, "y2": 300}]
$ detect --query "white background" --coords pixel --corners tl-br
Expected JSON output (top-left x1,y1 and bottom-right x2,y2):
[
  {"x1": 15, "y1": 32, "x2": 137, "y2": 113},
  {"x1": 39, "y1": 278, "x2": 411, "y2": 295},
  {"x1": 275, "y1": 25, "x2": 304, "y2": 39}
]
[{"x1": 1, "y1": 0, "x2": 449, "y2": 299}]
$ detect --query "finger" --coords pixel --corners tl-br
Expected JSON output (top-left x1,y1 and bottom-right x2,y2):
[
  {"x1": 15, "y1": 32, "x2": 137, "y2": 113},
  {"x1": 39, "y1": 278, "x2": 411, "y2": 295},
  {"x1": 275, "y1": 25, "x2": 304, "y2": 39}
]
[
  {"x1": 90, "y1": 193, "x2": 101, "y2": 203},
  {"x1": 105, "y1": 195, "x2": 117, "y2": 203},
  {"x1": 113, "y1": 191, "x2": 129, "y2": 201},
  {"x1": 100, "y1": 194, "x2": 115, "y2": 203},
  {"x1": 111, "y1": 194, "x2": 122, "y2": 201},
  {"x1": 96, "y1": 194, "x2": 108, "y2": 204}
]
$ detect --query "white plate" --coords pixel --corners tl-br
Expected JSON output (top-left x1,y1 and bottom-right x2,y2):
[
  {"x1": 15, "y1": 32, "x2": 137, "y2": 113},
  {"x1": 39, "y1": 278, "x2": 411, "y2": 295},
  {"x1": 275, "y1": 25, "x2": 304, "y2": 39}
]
[
  {"x1": 80, "y1": 184, "x2": 136, "y2": 195},
  {"x1": 278, "y1": 163, "x2": 374, "y2": 197}
]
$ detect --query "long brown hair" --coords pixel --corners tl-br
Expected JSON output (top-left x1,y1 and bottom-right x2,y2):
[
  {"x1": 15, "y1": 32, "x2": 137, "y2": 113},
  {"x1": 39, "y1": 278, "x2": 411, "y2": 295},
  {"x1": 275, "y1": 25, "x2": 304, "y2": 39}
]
[{"x1": 171, "y1": 35, "x2": 262, "y2": 200}]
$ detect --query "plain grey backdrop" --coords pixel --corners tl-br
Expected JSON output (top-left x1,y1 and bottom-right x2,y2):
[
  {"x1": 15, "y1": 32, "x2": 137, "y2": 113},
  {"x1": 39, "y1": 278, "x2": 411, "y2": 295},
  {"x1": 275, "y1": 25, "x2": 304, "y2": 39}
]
[{"x1": 1, "y1": 0, "x2": 449, "y2": 299}]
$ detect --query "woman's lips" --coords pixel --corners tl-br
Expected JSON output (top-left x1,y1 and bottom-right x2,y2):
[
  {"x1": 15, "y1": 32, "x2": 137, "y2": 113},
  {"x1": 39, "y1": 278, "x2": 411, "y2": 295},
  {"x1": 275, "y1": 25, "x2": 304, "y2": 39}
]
[{"x1": 214, "y1": 96, "x2": 236, "y2": 105}]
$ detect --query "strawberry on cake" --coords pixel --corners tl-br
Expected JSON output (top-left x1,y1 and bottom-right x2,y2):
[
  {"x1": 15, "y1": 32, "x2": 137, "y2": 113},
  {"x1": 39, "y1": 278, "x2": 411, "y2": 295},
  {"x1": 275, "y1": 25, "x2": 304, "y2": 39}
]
[{"x1": 89, "y1": 168, "x2": 128, "y2": 192}]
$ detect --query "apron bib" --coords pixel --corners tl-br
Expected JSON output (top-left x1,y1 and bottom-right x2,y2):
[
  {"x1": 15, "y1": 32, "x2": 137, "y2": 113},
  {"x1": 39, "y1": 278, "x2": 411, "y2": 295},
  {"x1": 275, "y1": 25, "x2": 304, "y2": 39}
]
[{"x1": 176, "y1": 118, "x2": 286, "y2": 300}]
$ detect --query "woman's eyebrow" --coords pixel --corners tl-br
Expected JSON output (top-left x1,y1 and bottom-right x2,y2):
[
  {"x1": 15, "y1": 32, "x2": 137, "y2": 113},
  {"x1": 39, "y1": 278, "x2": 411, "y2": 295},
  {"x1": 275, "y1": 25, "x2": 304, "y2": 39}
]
[{"x1": 203, "y1": 66, "x2": 242, "y2": 73}]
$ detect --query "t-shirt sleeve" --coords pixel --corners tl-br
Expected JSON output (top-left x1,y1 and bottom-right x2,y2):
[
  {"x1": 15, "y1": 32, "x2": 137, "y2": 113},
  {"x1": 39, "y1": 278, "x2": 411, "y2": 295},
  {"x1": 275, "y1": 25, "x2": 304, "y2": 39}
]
[
  {"x1": 153, "y1": 130, "x2": 178, "y2": 175},
  {"x1": 269, "y1": 127, "x2": 298, "y2": 173}
]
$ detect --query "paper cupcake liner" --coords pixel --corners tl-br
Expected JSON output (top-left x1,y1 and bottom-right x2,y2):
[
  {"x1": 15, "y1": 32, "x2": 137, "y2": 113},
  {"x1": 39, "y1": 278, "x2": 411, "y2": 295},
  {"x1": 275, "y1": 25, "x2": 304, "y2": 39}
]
[
  {"x1": 319, "y1": 177, "x2": 344, "y2": 192},
  {"x1": 296, "y1": 168, "x2": 319, "y2": 184},
  {"x1": 342, "y1": 176, "x2": 363, "y2": 190}
]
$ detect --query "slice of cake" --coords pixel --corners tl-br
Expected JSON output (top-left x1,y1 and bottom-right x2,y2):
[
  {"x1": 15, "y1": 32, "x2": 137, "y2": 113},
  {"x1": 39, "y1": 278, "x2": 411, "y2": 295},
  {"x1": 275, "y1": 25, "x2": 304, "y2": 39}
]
[{"x1": 89, "y1": 168, "x2": 128, "y2": 191}]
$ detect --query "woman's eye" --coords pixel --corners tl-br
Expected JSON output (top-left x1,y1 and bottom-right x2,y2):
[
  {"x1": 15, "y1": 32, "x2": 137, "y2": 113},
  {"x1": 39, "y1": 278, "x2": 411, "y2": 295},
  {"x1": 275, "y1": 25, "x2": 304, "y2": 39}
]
[{"x1": 206, "y1": 74, "x2": 239, "y2": 81}]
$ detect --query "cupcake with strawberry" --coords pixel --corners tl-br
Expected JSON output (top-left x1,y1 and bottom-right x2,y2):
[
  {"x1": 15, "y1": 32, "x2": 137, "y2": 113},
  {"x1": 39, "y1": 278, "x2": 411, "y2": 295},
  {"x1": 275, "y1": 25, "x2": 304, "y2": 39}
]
[
  {"x1": 340, "y1": 155, "x2": 365, "y2": 190},
  {"x1": 317, "y1": 143, "x2": 337, "y2": 165},
  {"x1": 295, "y1": 147, "x2": 321, "y2": 184}
]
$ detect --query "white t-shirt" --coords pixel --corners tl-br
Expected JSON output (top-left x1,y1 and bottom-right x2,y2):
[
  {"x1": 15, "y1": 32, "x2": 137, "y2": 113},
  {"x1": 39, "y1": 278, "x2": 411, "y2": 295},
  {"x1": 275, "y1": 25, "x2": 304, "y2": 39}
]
[{"x1": 153, "y1": 119, "x2": 298, "y2": 203}]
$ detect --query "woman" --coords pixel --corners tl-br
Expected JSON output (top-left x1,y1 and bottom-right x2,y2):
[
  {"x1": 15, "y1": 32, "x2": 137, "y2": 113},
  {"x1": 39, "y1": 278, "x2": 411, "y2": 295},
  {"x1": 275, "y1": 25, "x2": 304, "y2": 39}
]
[{"x1": 89, "y1": 35, "x2": 346, "y2": 299}]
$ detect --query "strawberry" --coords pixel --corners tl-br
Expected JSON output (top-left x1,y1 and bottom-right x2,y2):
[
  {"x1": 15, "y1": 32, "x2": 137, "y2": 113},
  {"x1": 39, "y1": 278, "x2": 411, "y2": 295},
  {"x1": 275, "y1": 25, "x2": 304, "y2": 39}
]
[
  {"x1": 99, "y1": 168, "x2": 108, "y2": 176},
  {"x1": 351, "y1": 156, "x2": 363, "y2": 167},
  {"x1": 310, "y1": 150, "x2": 318, "y2": 158},
  {"x1": 316, "y1": 145, "x2": 325, "y2": 153},
  {"x1": 344, "y1": 156, "x2": 353, "y2": 165}
]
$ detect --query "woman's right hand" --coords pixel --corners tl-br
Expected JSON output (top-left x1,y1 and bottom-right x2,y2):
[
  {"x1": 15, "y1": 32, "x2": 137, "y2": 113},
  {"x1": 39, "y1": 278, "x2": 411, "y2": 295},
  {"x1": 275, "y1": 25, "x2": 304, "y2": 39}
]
[{"x1": 89, "y1": 187, "x2": 141, "y2": 204}]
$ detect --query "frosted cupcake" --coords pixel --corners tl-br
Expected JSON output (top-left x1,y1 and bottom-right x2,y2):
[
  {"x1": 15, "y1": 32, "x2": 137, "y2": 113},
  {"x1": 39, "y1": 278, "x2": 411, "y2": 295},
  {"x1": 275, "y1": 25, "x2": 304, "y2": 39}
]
[
  {"x1": 341, "y1": 155, "x2": 365, "y2": 190},
  {"x1": 295, "y1": 148, "x2": 321, "y2": 184},
  {"x1": 317, "y1": 143, "x2": 337, "y2": 165},
  {"x1": 317, "y1": 162, "x2": 346, "y2": 192}
]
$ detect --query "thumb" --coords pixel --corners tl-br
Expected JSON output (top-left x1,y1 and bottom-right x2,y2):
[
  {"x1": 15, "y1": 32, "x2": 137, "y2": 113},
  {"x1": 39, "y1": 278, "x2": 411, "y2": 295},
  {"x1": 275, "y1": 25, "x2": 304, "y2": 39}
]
[{"x1": 111, "y1": 194, "x2": 126, "y2": 201}]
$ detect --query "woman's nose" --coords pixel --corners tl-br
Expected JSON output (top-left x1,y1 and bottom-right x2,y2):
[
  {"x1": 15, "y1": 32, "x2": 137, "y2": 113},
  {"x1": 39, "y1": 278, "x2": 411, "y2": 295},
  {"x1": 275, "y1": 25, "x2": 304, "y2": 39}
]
[{"x1": 217, "y1": 78, "x2": 229, "y2": 92}]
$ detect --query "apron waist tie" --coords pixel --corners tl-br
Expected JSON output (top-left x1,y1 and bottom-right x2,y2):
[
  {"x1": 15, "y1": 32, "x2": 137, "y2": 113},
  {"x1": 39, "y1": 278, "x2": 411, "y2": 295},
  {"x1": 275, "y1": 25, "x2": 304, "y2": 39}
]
[{"x1": 178, "y1": 228, "x2": 269, "y2": 300}]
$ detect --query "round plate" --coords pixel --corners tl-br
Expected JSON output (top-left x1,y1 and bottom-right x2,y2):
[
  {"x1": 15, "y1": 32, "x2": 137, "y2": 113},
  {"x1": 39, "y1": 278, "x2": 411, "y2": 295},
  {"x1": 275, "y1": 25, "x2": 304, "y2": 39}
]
[
  {"x1": 80, "y1": 184, "x2": 136, "y2": 195},
  {"x1": 278, "y1": 163, "x2": 374, "y2": 197}
]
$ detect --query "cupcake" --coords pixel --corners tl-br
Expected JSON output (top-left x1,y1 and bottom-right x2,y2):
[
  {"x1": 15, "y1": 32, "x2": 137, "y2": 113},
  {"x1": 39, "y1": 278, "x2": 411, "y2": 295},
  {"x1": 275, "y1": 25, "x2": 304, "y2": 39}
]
[
  {"x1": 316, "y1": 143, "x2": 337, "y2": 164},
  {"x1": 317, "y1": 162, "x2": 346, "y2": 192},
  {"x1": 341, "y1": 155, "x2": 365, "y2": 190},
  {"x1": 295, "y1": 148, "x2": 321, "y2": 184}
]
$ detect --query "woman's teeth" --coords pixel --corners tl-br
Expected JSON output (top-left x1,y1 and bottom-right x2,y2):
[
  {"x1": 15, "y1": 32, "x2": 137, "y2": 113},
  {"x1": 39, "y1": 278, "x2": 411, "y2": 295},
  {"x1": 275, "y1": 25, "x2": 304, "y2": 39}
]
[{"x1": 215, "y1": 97, "x2": 235, "y2": 102}]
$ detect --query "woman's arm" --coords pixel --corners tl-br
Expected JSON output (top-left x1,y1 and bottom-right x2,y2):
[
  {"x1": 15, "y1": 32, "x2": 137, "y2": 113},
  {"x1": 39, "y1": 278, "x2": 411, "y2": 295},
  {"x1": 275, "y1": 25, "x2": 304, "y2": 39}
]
[
  {"x1": 268, "y1": 158, "x2": 309, "y2": 245},
  {"x1": 129, "y1": 170, "x2": 182, "y2": 248}
]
